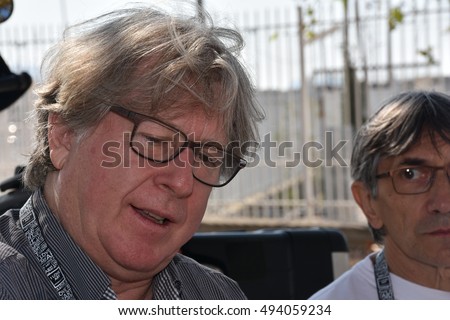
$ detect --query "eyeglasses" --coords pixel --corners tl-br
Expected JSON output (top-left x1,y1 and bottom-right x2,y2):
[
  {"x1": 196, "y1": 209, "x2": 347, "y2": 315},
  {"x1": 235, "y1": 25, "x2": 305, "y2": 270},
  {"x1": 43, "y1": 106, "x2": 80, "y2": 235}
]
[
  {"x1": 109, "y1": 105, "x2": 246, "y2": 187},
  {"x1": 376, "y1": 165, "x2": 450, "y2": 195}
]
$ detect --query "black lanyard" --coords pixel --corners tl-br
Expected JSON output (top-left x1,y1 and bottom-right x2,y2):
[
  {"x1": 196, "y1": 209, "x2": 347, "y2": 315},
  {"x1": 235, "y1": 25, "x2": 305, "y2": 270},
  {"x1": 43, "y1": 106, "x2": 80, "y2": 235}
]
[
  {"x1": 19, "y1": 204, "x2": 75, "y2": 299},
  {"x1": 374, "y1": 249, "x2": 395, "y2": 299}
]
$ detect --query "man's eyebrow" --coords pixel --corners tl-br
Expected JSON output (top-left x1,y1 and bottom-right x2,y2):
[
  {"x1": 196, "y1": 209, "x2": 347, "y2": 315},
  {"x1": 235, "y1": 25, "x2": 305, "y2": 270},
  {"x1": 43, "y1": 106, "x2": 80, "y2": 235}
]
[
  {"x1": 398, "y1": 157, "x2": 427, "y2": 166},
  {"x1": 187, "y1": 135, "x2": 227, "y2": 148}
]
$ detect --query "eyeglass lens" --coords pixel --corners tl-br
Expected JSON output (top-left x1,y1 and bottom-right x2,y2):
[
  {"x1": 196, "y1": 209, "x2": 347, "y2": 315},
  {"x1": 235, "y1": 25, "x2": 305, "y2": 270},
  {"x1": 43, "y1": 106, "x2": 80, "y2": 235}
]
[
  {"x1": 131, "y1": 119, "x2": 243, "y2": 187},
  {"x1": 391, "y1": 166, "x2": 448, "y2": 194}
]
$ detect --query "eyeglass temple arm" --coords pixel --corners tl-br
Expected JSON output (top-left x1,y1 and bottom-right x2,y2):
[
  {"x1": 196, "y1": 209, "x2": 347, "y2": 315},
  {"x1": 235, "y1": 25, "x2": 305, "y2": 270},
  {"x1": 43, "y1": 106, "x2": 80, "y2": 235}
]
[{"x1": 375, "y1": 172, "x2": 391, "y2": 179}]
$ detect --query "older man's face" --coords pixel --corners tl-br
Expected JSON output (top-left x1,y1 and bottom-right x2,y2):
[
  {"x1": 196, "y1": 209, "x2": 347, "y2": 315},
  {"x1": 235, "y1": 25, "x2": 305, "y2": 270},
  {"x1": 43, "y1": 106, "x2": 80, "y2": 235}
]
[
  {"x1": 353, "y1": 132, "x2": 450, "y2": 284},
  {"x1": 46, "y1": 101, "x2": 227, "y2": 284}
]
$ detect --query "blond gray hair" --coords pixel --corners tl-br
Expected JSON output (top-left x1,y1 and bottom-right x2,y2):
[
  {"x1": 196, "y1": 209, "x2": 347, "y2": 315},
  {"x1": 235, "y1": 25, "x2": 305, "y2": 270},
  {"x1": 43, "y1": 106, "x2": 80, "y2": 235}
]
[{"x1": 24, "y1": 5, "x2": 264, "y2": 189}]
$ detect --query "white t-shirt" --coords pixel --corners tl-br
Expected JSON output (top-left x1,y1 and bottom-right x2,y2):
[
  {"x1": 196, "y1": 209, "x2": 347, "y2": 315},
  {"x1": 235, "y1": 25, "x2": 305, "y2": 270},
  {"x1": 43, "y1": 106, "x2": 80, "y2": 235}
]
[{"x1": 309, "y1": 253, "x2": 450, "y2": 300}]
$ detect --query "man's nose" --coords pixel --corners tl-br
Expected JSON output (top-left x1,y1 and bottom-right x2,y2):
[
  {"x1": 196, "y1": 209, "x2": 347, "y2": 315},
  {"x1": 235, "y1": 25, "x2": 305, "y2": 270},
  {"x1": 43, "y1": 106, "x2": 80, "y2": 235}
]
[
  {"x1": 154, "y1": 148, "x2": 195, "y2": 197},
  {"x1": 427, "y1": 170, "x2": 450, "y2": 214}
]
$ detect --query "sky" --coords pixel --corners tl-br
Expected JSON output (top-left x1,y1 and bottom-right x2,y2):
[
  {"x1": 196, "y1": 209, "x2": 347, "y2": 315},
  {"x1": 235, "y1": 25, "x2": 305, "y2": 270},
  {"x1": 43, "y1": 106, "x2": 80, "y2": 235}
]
[{"x1": 6, "y1": 0, "x2": 299, "y2": 26}]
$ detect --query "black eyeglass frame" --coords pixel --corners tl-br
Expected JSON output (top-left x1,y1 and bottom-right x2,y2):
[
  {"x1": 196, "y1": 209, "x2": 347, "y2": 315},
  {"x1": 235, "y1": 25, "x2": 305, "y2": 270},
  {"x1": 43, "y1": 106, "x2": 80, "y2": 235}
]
[
  {"x1": 109, "y1": 105, "x2": 247, "y2": 187},
  {"x1": 375, "y1": 165, "x2": 450, "y2": 195}
]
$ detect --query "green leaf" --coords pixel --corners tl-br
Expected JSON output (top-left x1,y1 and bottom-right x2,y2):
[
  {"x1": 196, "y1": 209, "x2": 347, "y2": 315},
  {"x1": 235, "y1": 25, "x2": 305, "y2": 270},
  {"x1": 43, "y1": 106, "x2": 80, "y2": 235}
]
[
  {"x1": 389, "y1": 7, "x2": 404, "y2": 31},
  {"x1": 269, "y1": 32, "x2": 279, "y2": 42},
  {"x1": 418, "y1": 47, "x2": 436, "y2": 65}
]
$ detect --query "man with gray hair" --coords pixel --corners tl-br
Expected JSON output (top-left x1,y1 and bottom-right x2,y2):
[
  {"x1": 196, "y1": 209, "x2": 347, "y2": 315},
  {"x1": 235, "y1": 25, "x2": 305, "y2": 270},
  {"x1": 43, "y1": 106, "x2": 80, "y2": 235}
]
[
  {"x1": 310, "y1": 90, "x2": 450, "y2": 299},
  {"x1": 0, "y1": 5, "x2": 263, "y2": 299}
]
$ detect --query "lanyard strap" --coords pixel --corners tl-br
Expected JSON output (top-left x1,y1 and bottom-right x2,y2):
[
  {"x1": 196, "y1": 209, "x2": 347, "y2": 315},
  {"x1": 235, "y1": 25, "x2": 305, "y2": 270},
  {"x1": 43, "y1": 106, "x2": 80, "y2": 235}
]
[
  {"x1": 20, "y1": 205, "x2": 75, "y2": 300},
  {"x1": 374, "y1": 249, "x2": 395, "y2": 300}
]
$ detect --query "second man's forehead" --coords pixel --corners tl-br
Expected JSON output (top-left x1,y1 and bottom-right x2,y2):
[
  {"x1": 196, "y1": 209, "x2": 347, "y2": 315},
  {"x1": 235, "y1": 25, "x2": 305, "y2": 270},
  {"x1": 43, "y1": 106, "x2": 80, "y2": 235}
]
[{"x1": 389, "y1": 142, "x2": 450, "y2": 168}]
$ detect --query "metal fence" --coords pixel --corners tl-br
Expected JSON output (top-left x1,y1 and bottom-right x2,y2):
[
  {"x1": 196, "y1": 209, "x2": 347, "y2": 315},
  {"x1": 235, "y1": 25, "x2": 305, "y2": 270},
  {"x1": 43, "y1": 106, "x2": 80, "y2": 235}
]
[
  {"x1": 206, "y1": 0, "x2": 450, "y2": 228},
  {"x1": 1, "y1": 0, "x2": 449, "y2": 228}
]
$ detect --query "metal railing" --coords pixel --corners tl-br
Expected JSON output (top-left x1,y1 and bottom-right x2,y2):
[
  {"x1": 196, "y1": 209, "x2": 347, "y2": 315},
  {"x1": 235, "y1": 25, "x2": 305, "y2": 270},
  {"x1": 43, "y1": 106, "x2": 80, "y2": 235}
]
[{"x1": 205, "y1": 0, "x2": 450, "y2": 227}]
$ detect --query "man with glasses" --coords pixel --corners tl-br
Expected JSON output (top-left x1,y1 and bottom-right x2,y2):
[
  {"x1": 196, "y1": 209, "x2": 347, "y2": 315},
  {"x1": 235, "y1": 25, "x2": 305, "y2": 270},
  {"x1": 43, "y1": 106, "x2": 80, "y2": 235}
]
[
  {"x1": 310, "y1": 90, "x2": 450, "y2": 299},
  {"x1": 0, "y1": 5, "x2": 263, "y2": 299}
]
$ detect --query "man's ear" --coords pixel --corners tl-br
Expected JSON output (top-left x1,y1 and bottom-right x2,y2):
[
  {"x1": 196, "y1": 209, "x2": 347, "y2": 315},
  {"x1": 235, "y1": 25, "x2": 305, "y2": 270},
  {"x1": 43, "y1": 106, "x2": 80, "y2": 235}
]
[
  {"x1": 48, "y1": 112, "x2": 73, "y2": 170},
  {"x1": 351, "y1": 181, "x2": 384, "y2": 229}
]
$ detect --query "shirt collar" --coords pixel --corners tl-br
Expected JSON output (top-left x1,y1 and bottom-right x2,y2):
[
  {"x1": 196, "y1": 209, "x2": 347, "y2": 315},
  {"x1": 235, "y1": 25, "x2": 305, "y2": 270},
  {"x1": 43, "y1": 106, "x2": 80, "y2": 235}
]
[{"x1": 152, "y1": 256, "x2": 182, "y2": 299}]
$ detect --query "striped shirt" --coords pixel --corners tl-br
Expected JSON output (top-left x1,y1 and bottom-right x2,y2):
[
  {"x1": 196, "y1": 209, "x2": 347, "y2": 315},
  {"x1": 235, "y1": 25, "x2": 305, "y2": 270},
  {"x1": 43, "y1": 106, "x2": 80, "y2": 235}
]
[{"x1": 0, "y1": 190, "x2": 246, "y2": 300}]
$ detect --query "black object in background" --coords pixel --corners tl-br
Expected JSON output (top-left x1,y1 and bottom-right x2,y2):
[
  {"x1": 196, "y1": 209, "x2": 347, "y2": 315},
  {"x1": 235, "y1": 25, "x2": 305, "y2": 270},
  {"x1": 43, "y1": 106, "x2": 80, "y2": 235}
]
[
  {"x1": 0, "y1": 166, "x2": 31, "y2": 214},
  {"x1": 182, "y1": 228, "x2": 349, "y2": 300},
  {"x1": 0, "y1": 56, "x2": 32, "y2": 112}
]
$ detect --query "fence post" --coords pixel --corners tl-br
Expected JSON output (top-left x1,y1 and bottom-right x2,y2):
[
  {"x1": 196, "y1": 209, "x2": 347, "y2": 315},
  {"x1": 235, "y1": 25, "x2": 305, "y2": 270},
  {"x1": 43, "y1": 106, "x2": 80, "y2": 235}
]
[{"x1": 298, "y1": 6, "x2": 315, "y2": 219}]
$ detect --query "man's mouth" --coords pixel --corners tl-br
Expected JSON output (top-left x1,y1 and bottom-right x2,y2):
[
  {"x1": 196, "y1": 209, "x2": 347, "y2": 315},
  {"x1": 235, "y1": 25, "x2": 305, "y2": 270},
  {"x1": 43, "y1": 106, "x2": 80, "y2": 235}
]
[
  {"x1": 134, "y1": 206, "x2": 167, "y2": 225},
  {"x1": 429, "y1": 229, "x2": 450, "y2": 236}
]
